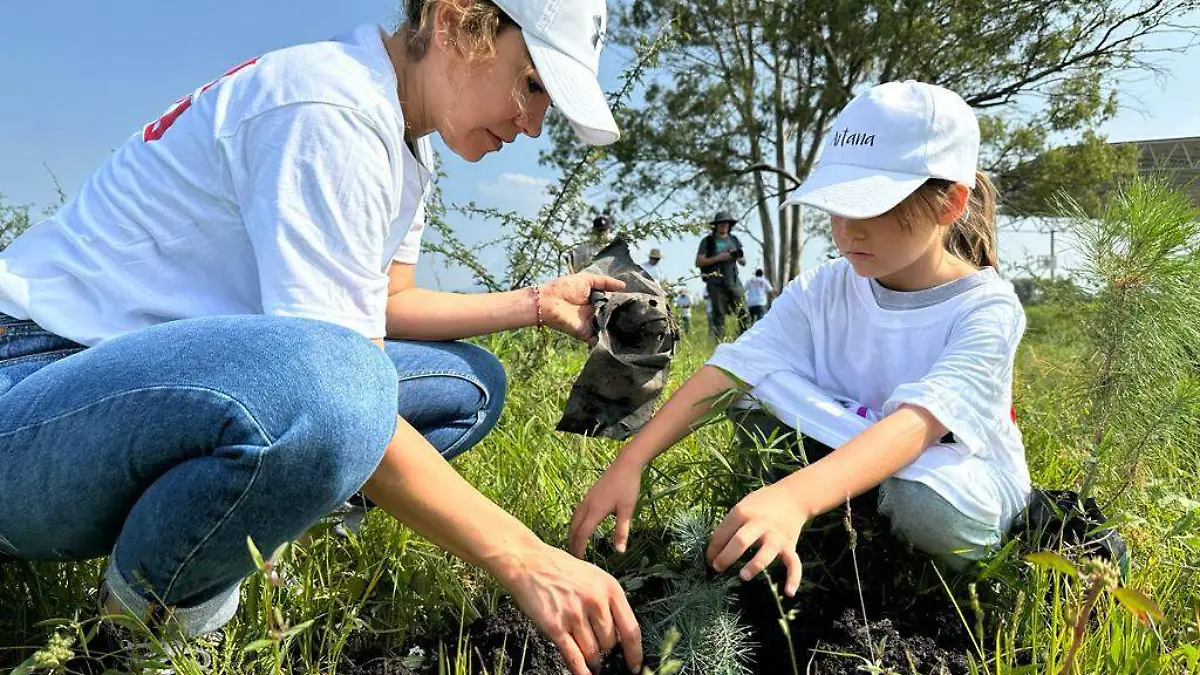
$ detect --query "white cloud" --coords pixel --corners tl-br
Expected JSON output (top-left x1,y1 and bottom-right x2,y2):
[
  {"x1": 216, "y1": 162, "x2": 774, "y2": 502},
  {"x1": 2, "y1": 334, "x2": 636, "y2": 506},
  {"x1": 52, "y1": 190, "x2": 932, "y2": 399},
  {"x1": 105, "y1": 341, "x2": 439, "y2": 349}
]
[
  {"x1": 496, "y1": 172, "x2": 550, "y2": 187},
  {"x1": 475, "y1": 172, "x2": 553, "y2": 216}
]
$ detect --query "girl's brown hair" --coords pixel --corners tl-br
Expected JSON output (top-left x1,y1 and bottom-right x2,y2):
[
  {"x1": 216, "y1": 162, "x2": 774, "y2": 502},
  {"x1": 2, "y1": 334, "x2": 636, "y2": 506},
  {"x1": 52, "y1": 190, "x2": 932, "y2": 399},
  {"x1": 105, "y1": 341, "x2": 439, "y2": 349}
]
[{"x1": 892, "y1": 170, "x2": 999, "y2": 269}]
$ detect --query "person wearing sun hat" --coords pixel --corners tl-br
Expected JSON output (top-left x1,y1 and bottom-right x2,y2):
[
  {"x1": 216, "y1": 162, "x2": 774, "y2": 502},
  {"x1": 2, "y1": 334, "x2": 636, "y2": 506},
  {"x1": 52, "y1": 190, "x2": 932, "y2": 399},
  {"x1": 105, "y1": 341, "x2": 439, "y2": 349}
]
[
  {"x1": 695, "y1": 210, "x2": 748, "y2": 338},
  {"x1": 0, "y1": 1, "x2": 644, "y2": 673},
  {"x1": 572, "y1": 81, "x2": 1031, "y2": 595},
  {"x1": 640, "y1": 247, "x2": 667, "y2": 287}
]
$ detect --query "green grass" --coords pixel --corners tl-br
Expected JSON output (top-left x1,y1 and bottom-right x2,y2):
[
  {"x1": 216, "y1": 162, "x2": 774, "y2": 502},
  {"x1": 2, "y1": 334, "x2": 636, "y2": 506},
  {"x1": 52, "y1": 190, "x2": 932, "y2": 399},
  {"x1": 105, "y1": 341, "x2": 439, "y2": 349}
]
[{"x1": 2, "y1": 307, "x2": 1199, "y2": 674}]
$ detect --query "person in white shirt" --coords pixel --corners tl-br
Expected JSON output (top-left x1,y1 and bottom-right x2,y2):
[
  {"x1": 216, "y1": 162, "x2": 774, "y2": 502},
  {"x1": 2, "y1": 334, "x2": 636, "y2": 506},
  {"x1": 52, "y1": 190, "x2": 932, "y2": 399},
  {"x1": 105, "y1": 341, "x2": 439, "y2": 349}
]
[
  {"x1": 744, "y1": 268, "x2": 774, "y2": 322},
  {"x1": 701, "y1": 286, "x2": 717, "y2": 336},
  {"x1": 640, "y1": 247, "x2": 667, "y2": 288},
  {"x1": 0, "y1": 1, "x2": 642, "y2": 672},
  {"x1": 673, "y1": 288, "x2": 693, "y2": 333},
  {"x1": 570, "y1": 81, "x2": 1030, "y2": 594}
]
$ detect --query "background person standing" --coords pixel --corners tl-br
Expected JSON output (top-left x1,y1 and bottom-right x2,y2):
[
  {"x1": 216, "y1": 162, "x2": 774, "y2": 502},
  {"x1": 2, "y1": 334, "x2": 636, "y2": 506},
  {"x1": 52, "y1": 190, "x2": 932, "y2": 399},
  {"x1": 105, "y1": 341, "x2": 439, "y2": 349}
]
[
  {"x1": 567, "y1": 214, "x2": 612, "y2": 273},
  {"x1": 640, "y1": 247, "x2": 666, "y2": 288},
  {"x1": 695, "y1": 210, "x2": 747, "y2": 338},
  {"x1": 745, "y1": 268, "x2": 775, "y2": 323},
  {"x1": 673, "y1": 287, "x2": 693, "y2": 333}
]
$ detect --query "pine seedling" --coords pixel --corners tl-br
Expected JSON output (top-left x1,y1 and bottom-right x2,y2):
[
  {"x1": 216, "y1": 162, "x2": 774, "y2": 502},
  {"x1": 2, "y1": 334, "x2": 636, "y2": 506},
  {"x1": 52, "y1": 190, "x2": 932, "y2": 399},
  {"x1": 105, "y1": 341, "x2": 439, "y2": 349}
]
[
  {"x1": 638, "y1": 510, "x2": 756, "y2": 675},
  {"x1": 1061, "y1": 177, "x2": 1200, "y2": 500},
  {"x1": 667, "y1": 509, "x2": 712, "y2": 568}
]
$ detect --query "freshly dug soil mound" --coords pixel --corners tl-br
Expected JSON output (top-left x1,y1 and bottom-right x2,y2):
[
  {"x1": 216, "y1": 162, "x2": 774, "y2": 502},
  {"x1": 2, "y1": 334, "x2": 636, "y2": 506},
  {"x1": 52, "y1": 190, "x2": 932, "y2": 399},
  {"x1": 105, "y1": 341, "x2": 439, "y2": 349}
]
[
  {"x1": 808, "y1": 609, "x2": 971, "y2": 675},
  {"x1": 345, "y1": 605, "x2": 568, "y2": 675},
  {"x1": 354, "y1": 496, "x2": 989, "y2": 675},
  {"x1": 732, "y1": 490, "x2": 981, "y2": 675},
  {"x1": 445, "y1": 605, "x2": 569, "y2": 674}
]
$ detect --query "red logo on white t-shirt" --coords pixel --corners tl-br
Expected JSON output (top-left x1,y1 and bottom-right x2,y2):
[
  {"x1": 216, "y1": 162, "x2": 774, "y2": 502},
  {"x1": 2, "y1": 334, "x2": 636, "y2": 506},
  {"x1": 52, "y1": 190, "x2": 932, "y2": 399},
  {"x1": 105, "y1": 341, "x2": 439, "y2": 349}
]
[{"x1": 142, "y1": 57, "x2": 260, "y2": 142}]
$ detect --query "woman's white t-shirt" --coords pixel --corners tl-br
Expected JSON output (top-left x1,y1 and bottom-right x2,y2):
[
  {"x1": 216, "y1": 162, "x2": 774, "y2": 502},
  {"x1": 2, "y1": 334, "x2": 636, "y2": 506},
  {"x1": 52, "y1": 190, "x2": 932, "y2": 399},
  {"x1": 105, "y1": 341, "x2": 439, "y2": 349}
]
[
  {"x1": 708, "y1": 258, "x2": 1031, "y2": 528},
  {"x1": 0, "y1": 24, "x2": 430, "y2": 345}
]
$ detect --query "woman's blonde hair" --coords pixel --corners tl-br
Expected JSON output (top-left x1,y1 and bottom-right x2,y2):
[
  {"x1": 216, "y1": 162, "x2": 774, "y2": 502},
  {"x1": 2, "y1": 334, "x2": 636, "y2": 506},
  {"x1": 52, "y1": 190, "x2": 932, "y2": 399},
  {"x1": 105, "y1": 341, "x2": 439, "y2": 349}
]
[
  {"x1": 402, "y1": 0, "x2": 516, "y2": 63},
  {"x1": 891, "y1": 170, "x2": 999, "y2": 269},
  {"x1": 400, "y1": 0, "x2": 536, "y2": 115}
]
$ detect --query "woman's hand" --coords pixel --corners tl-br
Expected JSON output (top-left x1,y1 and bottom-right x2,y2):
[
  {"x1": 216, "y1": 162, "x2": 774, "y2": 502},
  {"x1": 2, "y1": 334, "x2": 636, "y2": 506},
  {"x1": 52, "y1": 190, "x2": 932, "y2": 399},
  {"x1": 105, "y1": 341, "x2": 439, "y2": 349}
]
[
  {"x1": 568, "y1": 457, "x2": 644, "y2": 557},
  {"x1": 540, "y1": 273, "x2": 625, "y2": 342},
  {"x1": 706, "y1": 482, "x2": 807, "y2": 596},
  {"x1": 502, "y1": 543, "x2": 643, "y2": 675}
]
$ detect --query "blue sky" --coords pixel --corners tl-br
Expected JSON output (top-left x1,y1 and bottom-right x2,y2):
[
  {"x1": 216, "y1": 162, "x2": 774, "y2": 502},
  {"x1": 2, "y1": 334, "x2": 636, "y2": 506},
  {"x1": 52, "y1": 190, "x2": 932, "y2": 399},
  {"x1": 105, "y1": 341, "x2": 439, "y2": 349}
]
[{"x1": 1, "y1": 2, "x2": 1196, "y2": 292}]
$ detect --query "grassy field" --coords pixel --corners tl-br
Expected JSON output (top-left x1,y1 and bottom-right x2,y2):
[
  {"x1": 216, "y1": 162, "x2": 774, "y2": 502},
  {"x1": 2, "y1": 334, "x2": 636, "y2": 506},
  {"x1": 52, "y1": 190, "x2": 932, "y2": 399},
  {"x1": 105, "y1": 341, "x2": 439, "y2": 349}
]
[{"x1": 3, "y1": 299, "x2": 1199, "y2": 674}]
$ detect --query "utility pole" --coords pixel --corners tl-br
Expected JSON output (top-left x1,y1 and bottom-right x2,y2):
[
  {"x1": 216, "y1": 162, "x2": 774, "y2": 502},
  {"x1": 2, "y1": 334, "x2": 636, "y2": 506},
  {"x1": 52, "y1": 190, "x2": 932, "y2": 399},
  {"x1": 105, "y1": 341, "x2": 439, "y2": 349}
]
[{"x1": 1049, "y1": 227, "x2": 1056, "y2": 280}]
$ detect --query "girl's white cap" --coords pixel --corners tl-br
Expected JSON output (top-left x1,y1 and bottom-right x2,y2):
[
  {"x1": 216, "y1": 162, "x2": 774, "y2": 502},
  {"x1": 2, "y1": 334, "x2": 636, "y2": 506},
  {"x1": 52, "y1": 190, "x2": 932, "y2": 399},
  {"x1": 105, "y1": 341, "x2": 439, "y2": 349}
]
[
  {"x1": 494, "y1": 0, "x2": 620, "y2": 146},
  {"x1": 783, "y1": 81, "x2": 979, "y2": 219}
]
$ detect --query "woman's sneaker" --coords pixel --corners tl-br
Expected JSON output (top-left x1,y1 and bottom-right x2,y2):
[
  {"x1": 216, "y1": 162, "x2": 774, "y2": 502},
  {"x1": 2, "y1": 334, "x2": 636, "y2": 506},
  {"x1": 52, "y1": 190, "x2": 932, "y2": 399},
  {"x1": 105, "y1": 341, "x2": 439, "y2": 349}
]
[
  {"x1": 86, "y1": 585, "x2": 222, "y2": 674},
  {"x1": 89, "y1": 619, "x2": 223, "y2": 675}
]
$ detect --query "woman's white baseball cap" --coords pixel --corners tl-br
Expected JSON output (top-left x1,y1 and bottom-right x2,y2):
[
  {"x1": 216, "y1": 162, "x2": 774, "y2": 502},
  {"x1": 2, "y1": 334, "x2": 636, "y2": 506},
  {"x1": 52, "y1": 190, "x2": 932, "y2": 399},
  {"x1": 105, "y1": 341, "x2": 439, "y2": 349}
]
[
  {"x1": 783, "y1": 80, "x2": 979, "y2": 219},
  {"x1": 494, "y1": 0, "x2": 620, "y2": 146}
]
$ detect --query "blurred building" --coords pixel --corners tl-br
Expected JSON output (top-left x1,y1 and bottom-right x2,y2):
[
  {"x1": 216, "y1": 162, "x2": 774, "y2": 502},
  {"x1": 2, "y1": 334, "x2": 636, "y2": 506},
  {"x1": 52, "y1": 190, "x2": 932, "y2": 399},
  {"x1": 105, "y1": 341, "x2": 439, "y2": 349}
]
[{"x1": 1112, "y1": 135, "x2": 1200, "y2": 205}]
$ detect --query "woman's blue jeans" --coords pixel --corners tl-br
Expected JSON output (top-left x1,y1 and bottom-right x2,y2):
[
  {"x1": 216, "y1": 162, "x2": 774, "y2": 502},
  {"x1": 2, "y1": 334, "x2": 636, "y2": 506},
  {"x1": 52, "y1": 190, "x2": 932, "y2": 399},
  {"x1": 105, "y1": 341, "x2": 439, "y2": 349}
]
[{"x1": 0, "y1": 313, "x2": 506, "y2": 635}]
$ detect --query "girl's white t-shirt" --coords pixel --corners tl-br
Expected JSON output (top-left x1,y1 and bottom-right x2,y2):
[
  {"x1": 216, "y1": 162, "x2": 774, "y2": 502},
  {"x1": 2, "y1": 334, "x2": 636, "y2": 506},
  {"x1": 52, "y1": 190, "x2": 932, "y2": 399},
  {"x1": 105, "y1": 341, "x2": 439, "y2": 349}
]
[
  {"x1": 0, "y1": 24, "x2": 430, "y2": 345},
  {"x1": 708, "y1": 258, "x2": 1031, "y2": 528}
]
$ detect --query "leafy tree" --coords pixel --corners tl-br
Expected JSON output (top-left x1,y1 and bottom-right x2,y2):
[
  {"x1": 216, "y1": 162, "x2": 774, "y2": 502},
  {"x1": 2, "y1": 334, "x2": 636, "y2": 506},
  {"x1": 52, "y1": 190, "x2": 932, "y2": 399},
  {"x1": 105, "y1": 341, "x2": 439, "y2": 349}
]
[
  {"x1": 0, "y1": 193, "x2": 32, "y2": 252},
  {"x1": 1, "y1": 172, "x2": 66, "y2": 252},
  {"x1": 544, "y1": 0, "x2": 1197, "y2": 287}
]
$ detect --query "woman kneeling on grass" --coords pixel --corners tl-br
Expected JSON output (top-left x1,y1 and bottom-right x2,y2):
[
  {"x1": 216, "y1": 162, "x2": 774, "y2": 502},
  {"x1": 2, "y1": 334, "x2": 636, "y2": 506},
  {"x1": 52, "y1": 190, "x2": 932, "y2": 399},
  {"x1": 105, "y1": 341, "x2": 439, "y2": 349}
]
[
  {"x1": 0, "y1": 0, "x2": 642, "y2": 672},
  {"x1": 571, "y1": 81, "x2": 1031, "y2": 594}
]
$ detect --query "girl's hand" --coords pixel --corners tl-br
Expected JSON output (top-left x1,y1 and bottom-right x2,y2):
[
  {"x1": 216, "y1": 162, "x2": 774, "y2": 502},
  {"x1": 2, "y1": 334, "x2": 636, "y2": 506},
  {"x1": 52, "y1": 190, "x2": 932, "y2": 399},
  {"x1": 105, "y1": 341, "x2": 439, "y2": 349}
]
[
  {"x1": 707, "y1": 482, "x2": 807, "y2": 596},
  {"x1": 540, "y1": 273, "x2": 626, "y2": 342},
  {"x1": 568, "y1": 458, "x2": 644, "y2": 557}
]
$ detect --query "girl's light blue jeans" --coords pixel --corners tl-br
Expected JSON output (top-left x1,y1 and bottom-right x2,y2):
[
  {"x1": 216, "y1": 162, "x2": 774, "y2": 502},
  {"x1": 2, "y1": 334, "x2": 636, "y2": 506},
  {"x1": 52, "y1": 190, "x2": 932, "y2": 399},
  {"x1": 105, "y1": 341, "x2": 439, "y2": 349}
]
[
  {"x1": 0, "y1": 313, "x2": 506, "y2": 635},
  {"x1": 732, "y1": 408, "x2": 1002, "y2": 569}
]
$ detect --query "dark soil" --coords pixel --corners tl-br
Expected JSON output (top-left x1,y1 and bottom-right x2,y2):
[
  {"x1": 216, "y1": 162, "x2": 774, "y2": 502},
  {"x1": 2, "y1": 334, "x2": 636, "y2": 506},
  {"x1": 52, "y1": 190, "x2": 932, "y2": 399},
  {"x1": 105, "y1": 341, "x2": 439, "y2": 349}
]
[
  {"x1": 348, "y1": 493, "x2": 993, "y2": 675},
  {"x1": 444, "y1": 605, "x2": 571, "y2": 674},
  {"x1": 345, "y1": 604, "x2": 569, "y2": 675},
  {"x1": 732, "y1": 489, "x2": 982, "y2": 675},
  {"x1": 809, "y1": 609, "x2": 970, "y2": 675},
  {"x1": 341, "y1": 656, "x2": 420, "y2": 675}
]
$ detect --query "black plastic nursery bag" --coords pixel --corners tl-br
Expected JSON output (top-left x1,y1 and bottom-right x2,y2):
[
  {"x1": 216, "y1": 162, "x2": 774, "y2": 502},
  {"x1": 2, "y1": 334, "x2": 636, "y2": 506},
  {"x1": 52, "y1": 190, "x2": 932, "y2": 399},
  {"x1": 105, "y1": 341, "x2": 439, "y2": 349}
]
[{"x1": 557, "y1": 239, "x2": 679, "y2": 439}]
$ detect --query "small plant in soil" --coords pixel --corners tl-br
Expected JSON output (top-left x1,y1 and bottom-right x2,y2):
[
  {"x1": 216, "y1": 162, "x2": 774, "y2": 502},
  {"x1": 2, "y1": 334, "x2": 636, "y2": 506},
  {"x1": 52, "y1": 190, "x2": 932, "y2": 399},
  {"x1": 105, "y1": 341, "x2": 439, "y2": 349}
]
[{"x1": 631, "y1": 511, "x2": 756, "y2": 675}]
